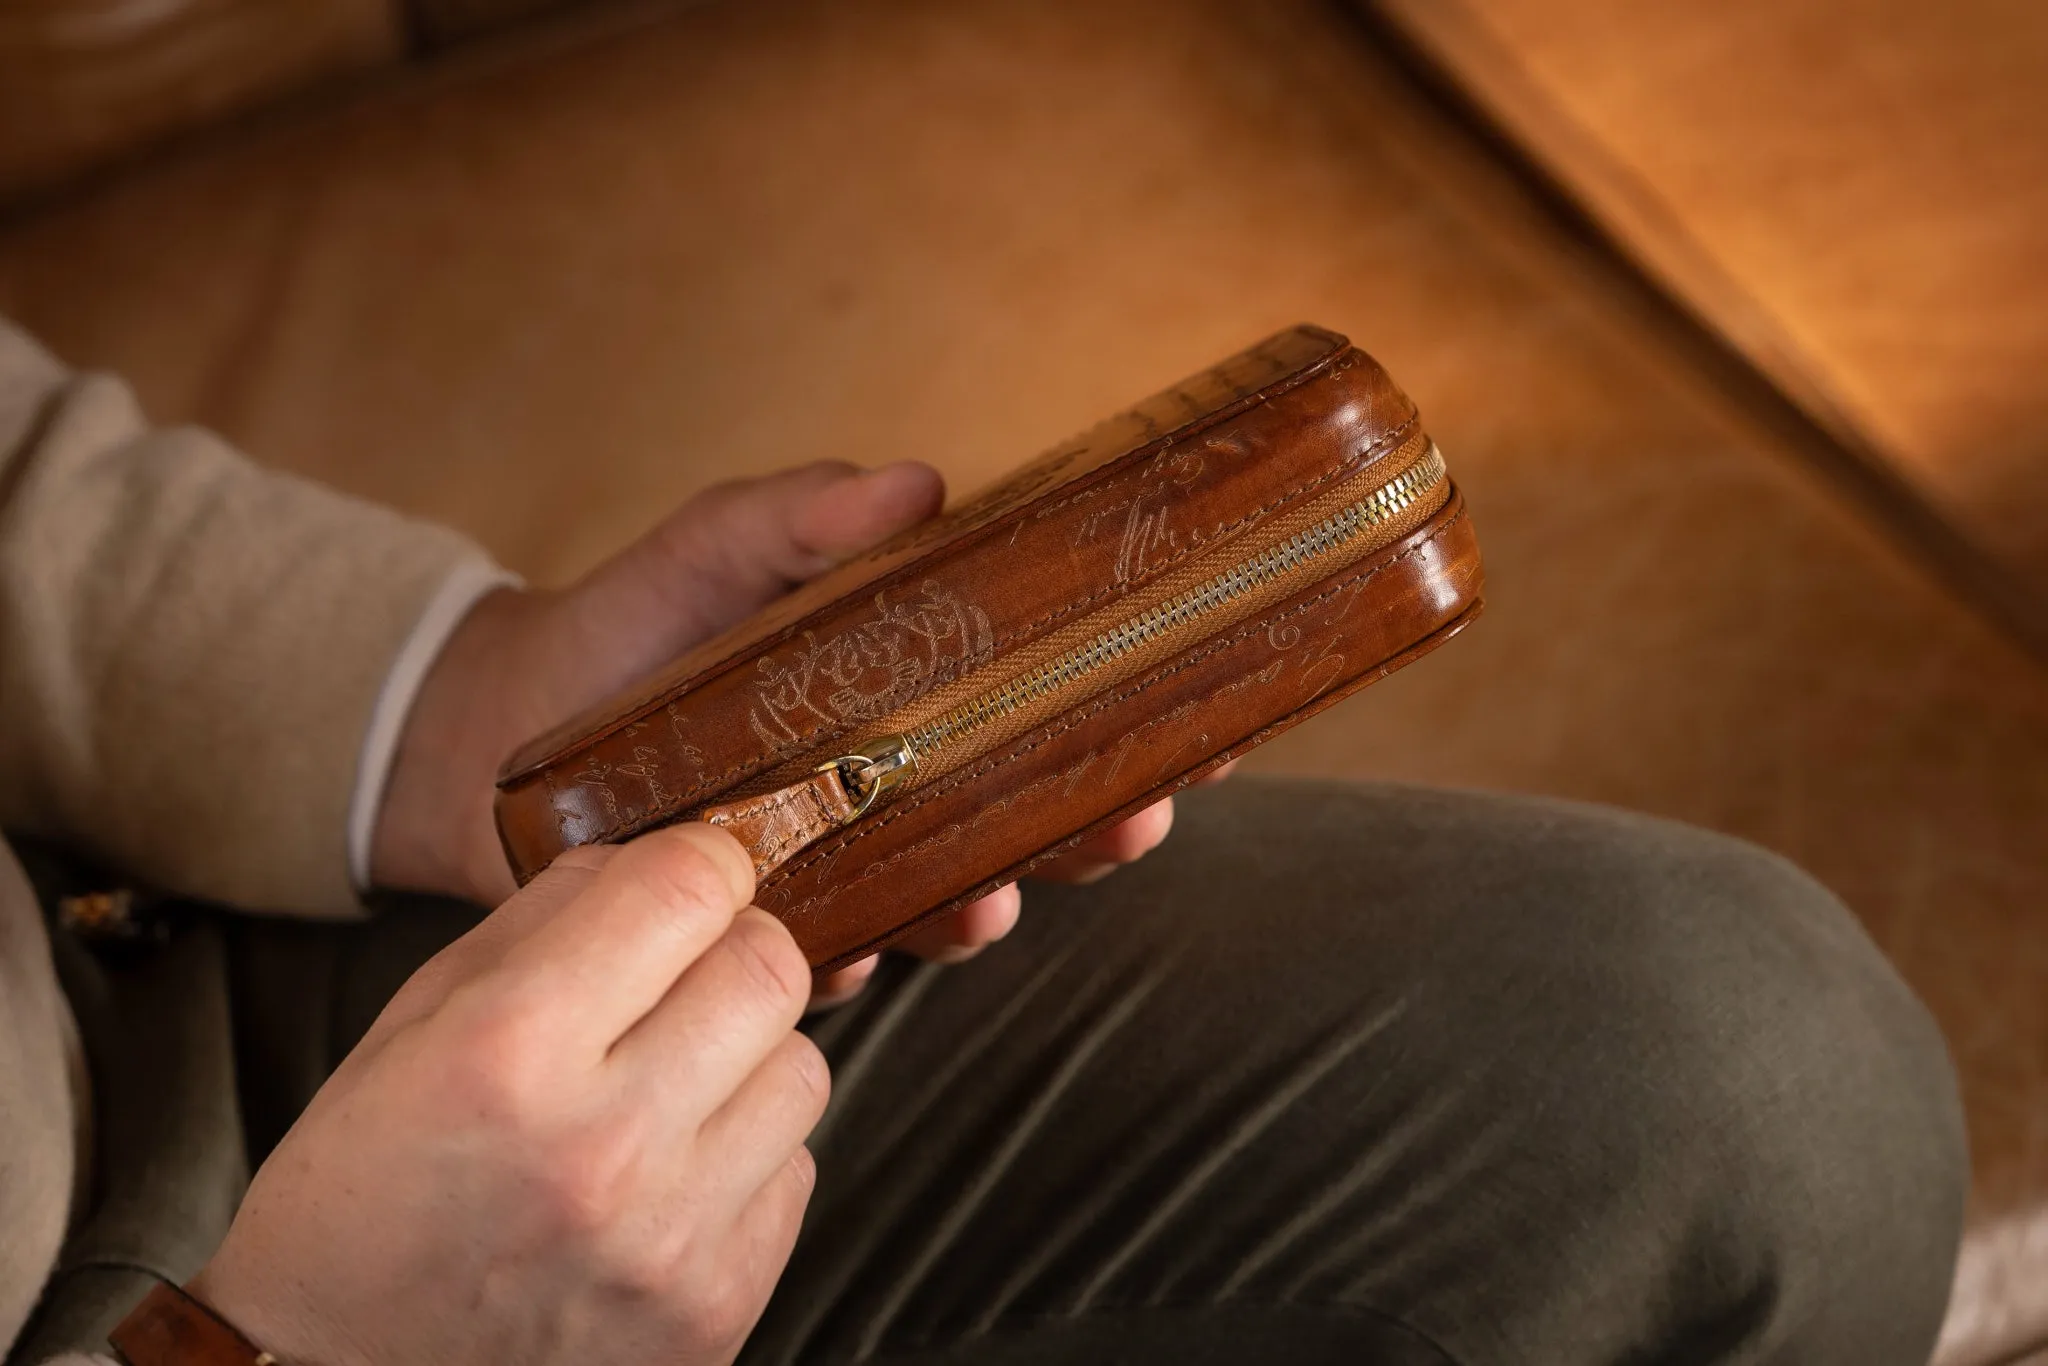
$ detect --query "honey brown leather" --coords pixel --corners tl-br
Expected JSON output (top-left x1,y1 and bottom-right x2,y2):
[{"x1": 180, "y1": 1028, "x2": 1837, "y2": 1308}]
[
  {"x1": 495, "y1": 325, "x2": 1485, "y2": 968},
  {"x1": 108, "y1": 1282, "x2": 273, "y2": 1366},
  {"x1": 702, "y1": 767, "x2": 861, "y2": 879}
]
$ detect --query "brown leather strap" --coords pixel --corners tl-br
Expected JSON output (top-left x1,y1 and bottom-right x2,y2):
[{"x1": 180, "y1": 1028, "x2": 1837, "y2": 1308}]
[
  {"x1": 108, "y1": 1281, "x2": 276, "y2": 1366},
  {"x1": 700, "y1": 766, "x2": 859, "y2": 878}
]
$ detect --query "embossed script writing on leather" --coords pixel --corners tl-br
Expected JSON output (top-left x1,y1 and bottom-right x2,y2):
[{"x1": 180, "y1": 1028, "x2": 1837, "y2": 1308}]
[{"x1": 496, "y1": 325, "x2": 1485, "y2": 968}]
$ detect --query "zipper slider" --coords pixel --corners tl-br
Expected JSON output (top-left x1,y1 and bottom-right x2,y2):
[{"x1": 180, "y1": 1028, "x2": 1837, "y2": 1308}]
[
  {"x1": 699, "y1": 734, "x2": 917, "y2": 877},
  {"x1": 832, "y1": 734, "x2": 920, "y2": 815}
]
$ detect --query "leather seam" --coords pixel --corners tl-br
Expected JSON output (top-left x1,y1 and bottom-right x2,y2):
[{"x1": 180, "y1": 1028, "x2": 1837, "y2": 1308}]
[
  {"x1": 577, "y1": 408, "x2": 1424, "y2": 837},
  {"x1": 977, "y1": 418, "x2": 1425, "y2": 649},
  {"x1": 706, "y1": 781, "x2": 822, "y2": 821},
  {"x1": 497, "y1": 334, "x2": 1353, "y2": 786},
  {"x1": 760, "y1": 786, "x2": 831, "y2": 867},
  {"x1": 770, "y1": 504, "x2": 1466, "y2": 883}
]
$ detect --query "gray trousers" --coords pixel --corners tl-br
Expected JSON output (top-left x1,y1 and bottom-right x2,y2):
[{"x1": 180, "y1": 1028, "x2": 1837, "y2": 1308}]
[{"x1": 19, "y1": 782, "x2": 1966, "y2": 1365}]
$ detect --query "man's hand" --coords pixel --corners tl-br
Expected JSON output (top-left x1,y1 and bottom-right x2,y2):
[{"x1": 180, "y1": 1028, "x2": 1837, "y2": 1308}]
[
  {"x1": 191, "y1": 825, "x2": 822, "y2": 1366},
  {"x1": 372, "y1": 462, "x2": 1195, "y2": 1001}
]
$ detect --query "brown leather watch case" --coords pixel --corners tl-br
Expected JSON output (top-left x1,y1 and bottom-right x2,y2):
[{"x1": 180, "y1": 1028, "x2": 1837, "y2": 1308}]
[{"x1": 495, "y1": 325, "x2": 1484, "y2": 969}]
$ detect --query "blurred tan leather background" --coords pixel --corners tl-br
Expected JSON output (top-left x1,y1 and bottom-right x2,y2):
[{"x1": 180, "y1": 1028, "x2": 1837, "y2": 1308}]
[{"x1": 1, "y1": 1, "x2": 2043, "y2": 1362}]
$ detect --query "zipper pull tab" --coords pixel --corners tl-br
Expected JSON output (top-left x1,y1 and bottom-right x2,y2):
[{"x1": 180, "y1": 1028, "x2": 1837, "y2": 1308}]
[{"x1": 699, "y1": 735, "x2": 917, "y2": 878}]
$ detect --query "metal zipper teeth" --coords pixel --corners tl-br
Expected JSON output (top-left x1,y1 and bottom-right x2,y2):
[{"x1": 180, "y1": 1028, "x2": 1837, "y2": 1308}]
[{"x1": 901, "y1": 444, "x2": 1447, "y2": 761}]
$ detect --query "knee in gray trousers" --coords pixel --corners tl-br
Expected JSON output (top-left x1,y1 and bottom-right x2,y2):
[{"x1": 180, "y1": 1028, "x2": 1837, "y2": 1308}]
[{"x1": 765, "y1": 782, "x2": 1968, "y2": 1366}]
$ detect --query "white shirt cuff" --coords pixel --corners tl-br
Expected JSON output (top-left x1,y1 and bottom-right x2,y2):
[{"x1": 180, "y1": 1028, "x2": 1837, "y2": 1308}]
[{"x1": 346, "y1": 558, "x2": 522, "y2": 892}]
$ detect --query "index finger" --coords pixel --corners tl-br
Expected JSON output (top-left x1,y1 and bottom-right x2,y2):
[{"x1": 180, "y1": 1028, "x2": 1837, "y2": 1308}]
[{"x1": 495, "y1": 822, "x2": 758, "y2": 1051}]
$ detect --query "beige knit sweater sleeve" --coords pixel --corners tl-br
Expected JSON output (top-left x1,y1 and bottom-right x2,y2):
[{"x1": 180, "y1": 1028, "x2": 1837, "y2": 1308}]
[
  {"x1": 0, "y1": 316, "x2": 498, "y2": 915},
  {"x1": 1, "y1": 315, "x2": 507, "y2": 1360}
]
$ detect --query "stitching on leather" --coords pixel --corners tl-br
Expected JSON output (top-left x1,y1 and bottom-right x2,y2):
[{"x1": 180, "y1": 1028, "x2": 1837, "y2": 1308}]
[
  {"x1": 705, "y1": 780, "x2": 818, "y2": 822},
  {"x1": 706, "y1": 778, "x2": 841, "y2": 866},
  {"x1": 760, "y1": 784, "x2": 833, "y2": 866},
  {"x1": 772, "y1": 505, "x2": 1467, "y2": 883},
  {"x1": 591, "y1": 409, "x2": 1424, "y2": 834},
  {"x1": 967, "y1": 414, "x2": 1422, "y2": 648}
]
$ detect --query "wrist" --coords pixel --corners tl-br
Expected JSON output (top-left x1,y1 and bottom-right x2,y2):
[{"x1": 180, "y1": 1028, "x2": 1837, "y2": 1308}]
[{"x1": 369, "y1": 585, "x2": 536, "y2": 906}]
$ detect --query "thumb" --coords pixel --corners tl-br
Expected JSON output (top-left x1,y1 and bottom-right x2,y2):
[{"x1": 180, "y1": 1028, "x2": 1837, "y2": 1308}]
[{"x1": 577, "y1": 459, "x2": 946, "y2": 657}]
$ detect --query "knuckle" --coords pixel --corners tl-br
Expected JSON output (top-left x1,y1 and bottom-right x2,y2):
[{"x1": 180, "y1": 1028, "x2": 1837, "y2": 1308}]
[
  {"x1": 718, "y1": 911, "x2": 812, "y2": 1013},
  {"x1": 381, "y1": 949, "x2": 456, "y2": 1016},
  {"x1": 440, "y1": 985, "x2": 555, "y2": 1125},
  {"x1": 513, "y1": 849, "x2": 612, "y2": 914},
  {"x1": 983, "y1": 888, "x2": 1024, "y2": 938},
  {"x1": 620, "y1": 826, "x2": 754, "y2": 920},
  {"x1": 539, "y1": 1121, "x2": 642, "y2": 1237},
  {"x1": 788, "y1": 1144, "x2": 818, "y2": 1196},
  {"x1": 946, "y1": 887, "x2": 1020, "y2": 952},
  {"x1": 549, "y1": 845, "x2": 617, "y2": 877},
  {"x1": 598, "y1": 1195, "x2": 702, "y2": 1303},
  {"x1": 1126, "y1": 801, "x2": 1175, "y2": 853},
  {"x1": 682, "y1": 1172, "x2": 806, "y2": 1343},
  {"x1": 689, "y1": 1274, "x2": 763, "y2": 1350},
  {"x1": 792, "y1": 458, "x2": 861, "y2": 485},
  {"x1": 778, "y1": 1034, "x2": 832, "y2": 1117},
  {"x1": 611, "y1": 835, "x2": 745, "y2": 940}
]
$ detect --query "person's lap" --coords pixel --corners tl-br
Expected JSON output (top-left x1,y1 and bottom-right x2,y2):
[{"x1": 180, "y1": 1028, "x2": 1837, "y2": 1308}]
[{"x1": 225, "y1": 780, "x2": 1965, "y2": 1366}]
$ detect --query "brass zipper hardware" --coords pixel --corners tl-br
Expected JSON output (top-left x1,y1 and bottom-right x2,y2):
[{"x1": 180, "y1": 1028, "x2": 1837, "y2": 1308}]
[
  {"x1": 819, "y1": 735, "x2": 920, "y2": 817},
  {"x1": 811, "y1": 441, "x2": 1448, "y2": 821}
]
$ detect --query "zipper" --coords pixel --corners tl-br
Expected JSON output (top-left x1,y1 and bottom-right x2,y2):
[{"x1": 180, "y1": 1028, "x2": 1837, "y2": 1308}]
[{"x1": 739, "y1": 440, "x2": 1450, "y2": 832}]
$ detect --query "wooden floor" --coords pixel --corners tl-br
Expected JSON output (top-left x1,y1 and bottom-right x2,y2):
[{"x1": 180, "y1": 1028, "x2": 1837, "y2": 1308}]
[{"x1": 0, "y1": 2, "x2": 2043, "y2": 1358}]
